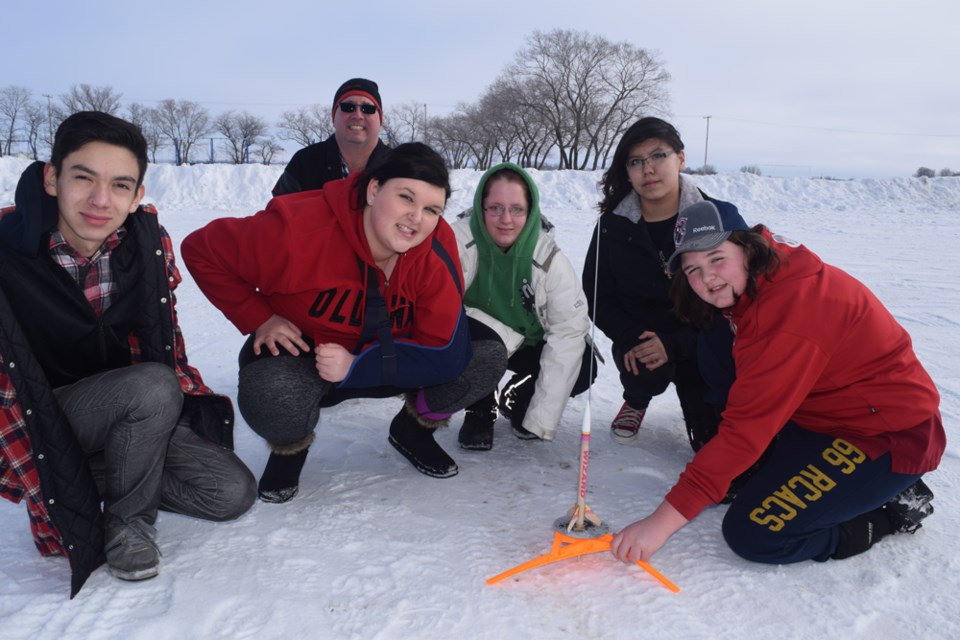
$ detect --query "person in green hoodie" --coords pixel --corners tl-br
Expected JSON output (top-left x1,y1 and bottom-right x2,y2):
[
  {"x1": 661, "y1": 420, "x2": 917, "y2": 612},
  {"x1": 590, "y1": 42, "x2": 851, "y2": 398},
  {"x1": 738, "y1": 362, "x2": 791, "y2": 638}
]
[{"x1": 451, "y1": 163, "x2": 596, "y2": 450}]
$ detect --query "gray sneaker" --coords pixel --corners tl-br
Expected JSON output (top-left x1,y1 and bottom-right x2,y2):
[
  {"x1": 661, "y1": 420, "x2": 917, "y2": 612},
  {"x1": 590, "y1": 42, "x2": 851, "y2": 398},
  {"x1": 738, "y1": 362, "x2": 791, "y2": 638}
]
[{"x1": 105, "y1": 520, "x2": 160, "y2": 581}]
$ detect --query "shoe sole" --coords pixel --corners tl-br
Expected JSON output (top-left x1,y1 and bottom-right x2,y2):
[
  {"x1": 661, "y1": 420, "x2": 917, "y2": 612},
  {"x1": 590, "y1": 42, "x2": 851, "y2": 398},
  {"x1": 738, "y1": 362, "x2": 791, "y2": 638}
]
[
  {"x1": 109, "y1": 564, "x2": 159, "y2": 581},
  {"x1": 458, "y1": 441, "x2": 493, "y2": 451},
  {"x1": 610, "y1": 428, "x2": 641, "y2": 445},
  {"x1": 511, "y1": 427, "x2": 539, "y2": 440},
  {"x1": 258, "y1": 486, "x2": 299, "y2": 504},
  {"x1": 388, "y1": 435, "x2": 459, "y2": 478}
]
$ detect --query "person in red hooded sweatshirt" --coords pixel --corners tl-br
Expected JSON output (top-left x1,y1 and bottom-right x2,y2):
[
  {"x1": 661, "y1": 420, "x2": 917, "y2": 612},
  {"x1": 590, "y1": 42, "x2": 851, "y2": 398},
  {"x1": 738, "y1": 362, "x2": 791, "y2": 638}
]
[
  {"x1": 182, "y1": 143, "x2": 505, "y2": 503},
  {"x1": 610, "y1": 200, "x2": 945, "y2": 567}
]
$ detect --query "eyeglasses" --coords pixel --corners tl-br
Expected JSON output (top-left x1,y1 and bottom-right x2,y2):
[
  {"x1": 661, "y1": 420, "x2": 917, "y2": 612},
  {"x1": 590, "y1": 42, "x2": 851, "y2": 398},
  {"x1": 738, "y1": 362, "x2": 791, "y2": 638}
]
[
  {"x1": 484, "y1": 204, "x2": 528, "y2": 217},
  {"x1": 626, "y1": 150, "x2": 674, "y2": 170},
  {"x1": 339, "y1": 102, "x2": 379, "y2": 115}
]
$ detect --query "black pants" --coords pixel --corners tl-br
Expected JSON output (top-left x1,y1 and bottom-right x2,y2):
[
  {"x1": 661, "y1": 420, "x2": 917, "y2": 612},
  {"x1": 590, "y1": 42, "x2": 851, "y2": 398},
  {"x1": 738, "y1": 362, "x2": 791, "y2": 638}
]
[
  {"x1": 505, "y1": 339, "x2": 597, "y2": 398},
  {"x1": 613, "y1": 338, "x2": 717, "y2": 451},
  {"x1": 236, "y1": 319, "x2": 506, "y2": 446}
]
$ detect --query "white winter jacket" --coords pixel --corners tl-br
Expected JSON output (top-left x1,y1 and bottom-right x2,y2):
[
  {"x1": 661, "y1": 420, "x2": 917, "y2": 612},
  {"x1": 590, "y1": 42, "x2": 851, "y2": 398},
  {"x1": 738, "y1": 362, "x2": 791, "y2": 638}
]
[{"x1": 452, "y1": 212, "x2": 590, "y2": 440}]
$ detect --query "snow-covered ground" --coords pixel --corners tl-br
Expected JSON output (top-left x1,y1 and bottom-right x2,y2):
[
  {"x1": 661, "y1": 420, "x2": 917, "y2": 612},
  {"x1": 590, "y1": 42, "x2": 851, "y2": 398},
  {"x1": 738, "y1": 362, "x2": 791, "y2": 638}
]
[{"x1": 1, "y1": 157, "x2": 958, "y2": 639}]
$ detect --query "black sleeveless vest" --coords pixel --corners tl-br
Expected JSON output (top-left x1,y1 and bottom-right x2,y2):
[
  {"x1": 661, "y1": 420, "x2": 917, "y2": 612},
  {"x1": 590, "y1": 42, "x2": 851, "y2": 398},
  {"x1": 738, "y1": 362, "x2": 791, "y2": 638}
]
[{"x1": 0, "y1": 212, "x2": 171, "y2": 388}]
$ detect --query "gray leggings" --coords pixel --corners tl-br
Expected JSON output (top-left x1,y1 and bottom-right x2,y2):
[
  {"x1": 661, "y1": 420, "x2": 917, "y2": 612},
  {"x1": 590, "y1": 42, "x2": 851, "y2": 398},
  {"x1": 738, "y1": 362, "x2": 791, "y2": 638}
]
[{"x1": 237, "y1": 319, "x2": 507, "y2": 446}]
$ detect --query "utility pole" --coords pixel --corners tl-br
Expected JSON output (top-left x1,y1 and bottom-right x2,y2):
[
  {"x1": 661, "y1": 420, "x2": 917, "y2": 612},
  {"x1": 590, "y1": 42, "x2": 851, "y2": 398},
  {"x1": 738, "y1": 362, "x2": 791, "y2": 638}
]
[{"x1": 703, "y1": 115, "x2": 712, "y2": 169}]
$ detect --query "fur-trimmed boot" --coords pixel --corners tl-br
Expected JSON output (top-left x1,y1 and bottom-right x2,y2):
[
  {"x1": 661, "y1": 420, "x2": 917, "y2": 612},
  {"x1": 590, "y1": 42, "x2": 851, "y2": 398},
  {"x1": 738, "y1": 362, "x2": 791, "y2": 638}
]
[
  {"x1": 388, "y1": 392, "x2": 458, "y2": 478},
  {"x1": 258, "y1": 432, "x2": 314, "y2": 503},
  {"x1": 458, "y1": 392, "x2": 498, "y2": 451}
]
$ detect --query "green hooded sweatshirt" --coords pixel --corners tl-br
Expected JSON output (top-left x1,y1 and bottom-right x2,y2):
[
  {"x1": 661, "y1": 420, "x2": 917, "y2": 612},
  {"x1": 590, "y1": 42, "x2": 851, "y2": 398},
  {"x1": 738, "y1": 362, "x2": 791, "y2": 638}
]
[{"x1": 464, "y1": 162, "x2": 544, "y2": 346}]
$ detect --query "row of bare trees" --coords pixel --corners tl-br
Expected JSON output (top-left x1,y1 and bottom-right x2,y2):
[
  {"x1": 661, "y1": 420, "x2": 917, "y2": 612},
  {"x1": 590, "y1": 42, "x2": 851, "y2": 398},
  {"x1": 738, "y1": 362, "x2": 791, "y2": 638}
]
[
  {"x1": 1, "y1": 30, "x2": 672, "y2": 170},
  {"x1": 1, "y1": 84, "x2": 284, "y2": 165},
  {"x1": 269, "y1": 30, "x2": 671, "y2": 170},
  {"x1": 914, "y1": 167, "x2": 959, "y2": 178},
  {"x1": 387, "y1": 30, "x2": 671, "y2": 170}
]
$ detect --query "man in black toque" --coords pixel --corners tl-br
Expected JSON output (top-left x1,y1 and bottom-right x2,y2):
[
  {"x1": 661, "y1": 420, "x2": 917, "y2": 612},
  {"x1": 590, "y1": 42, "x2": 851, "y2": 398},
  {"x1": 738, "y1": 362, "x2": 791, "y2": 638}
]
[{"x1": 272, "y1": 77, "x2": 391, "y2": 196}]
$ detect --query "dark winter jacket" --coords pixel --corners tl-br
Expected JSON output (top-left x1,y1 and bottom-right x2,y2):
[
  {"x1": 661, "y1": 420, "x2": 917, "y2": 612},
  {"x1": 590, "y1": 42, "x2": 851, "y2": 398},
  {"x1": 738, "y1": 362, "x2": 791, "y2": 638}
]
[
  {"x1": 0, "y1": 162, "x2": 235, "y2": 598},
  {"x1": 583, "y1": 174, "x2": 743, "y2": 361},
  {"x1": 272, "y1": 134, "x2": 391, "y2": 196}
]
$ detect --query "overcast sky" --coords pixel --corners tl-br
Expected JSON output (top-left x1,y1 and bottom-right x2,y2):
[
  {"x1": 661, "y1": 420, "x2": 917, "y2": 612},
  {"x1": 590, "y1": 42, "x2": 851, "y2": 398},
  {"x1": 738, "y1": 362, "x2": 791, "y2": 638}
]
[{"x1": 5, "y1": 0, "x2": 957, "y2": 178}]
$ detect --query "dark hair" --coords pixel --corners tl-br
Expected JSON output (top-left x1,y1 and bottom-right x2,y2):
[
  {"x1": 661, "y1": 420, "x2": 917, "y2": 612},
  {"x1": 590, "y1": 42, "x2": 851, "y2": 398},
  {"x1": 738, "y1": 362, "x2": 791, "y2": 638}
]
[
  {"x1": 481, "y1": 168, "x2": 531, "y2": 212},
  {"x1": 598, "y1": 117, "x2": 684, "y2": 214},
  {"x1": 51, "y1": 111, "x2": 149, "y2": 186},
  {"x1": 670, "y1": 225, "x2": 781, "y2": 329},
  {"x1": 354, "y1": 142, "x2": 451, "y2": 209}
]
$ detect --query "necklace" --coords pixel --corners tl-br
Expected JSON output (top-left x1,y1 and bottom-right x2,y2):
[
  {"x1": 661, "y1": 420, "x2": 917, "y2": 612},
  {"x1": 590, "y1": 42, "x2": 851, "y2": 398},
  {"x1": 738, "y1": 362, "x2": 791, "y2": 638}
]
[
  {"x1": 378, "y1": 253, "x2": 399, "y2": 285},
  {"x1": 658, "y1": 250, "x2": 671, "y2": 278}
]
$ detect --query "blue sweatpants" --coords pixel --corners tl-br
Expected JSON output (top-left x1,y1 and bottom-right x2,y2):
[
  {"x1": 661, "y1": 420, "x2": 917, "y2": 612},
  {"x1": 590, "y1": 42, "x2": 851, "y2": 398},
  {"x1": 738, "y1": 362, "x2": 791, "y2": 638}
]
[{"x1": 721, "y1": 422, "x2": 921, "y2": 563}]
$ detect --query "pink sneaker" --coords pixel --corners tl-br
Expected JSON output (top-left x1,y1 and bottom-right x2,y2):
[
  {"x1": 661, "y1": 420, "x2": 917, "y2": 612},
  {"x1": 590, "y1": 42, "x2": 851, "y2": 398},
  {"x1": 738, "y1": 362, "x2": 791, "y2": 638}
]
[{"x1": 610, "y1": 402, "x2": 646, "y2": 444}]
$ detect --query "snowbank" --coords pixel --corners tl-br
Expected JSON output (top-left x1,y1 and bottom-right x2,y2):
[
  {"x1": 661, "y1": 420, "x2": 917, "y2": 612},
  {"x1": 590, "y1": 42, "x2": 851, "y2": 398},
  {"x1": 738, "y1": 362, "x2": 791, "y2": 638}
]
[{"x1": 1, "y1": 155, "x2": 958, "y2": 640}]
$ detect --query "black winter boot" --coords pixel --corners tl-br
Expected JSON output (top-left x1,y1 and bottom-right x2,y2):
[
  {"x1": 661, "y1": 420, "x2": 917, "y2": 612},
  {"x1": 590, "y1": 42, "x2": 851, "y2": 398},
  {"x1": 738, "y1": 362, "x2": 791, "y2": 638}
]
[
  {"x1": 258, "y1": 445, "x2": 311, "y2": 504},
  {"x1": 389, "y1": 405, "x2": 458, "y2": 478},
  {"x1": 832, "y1": 507, "x2": 894, "y2": 559},
  {"x1": 687, "y1": 404, "x2": 723, "y2": 453},
  {"x1": 498, "y1": 374, "x2": 537, "y2": 439},
  {"x1": 458, "y1": 393, "x2": 498, "y2": 451}
]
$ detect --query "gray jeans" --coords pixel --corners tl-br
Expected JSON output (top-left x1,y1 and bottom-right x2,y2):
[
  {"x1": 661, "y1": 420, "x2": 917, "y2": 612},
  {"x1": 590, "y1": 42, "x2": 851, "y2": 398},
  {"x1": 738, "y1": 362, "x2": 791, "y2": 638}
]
[{"x1": 53, "y1": 362, "x2": 255, "y2": 535}]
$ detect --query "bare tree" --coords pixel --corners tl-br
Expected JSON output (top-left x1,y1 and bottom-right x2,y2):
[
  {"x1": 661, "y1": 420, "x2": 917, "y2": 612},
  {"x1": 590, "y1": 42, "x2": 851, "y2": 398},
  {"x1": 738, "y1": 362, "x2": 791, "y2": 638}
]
[
  {"x1": 253, "y1": 140, "x2": 285, "y2": 165},
  {"x1": 40, "y1": 98, "x2": 65, "y2": 156},
  {"x1": 470, "y1": 78, "x2": 556, "y2": 169},
  {"x1": 383, "y1": 102, "x2": 428, "y2": 145},
  {"x1": 154, "y1": 99, "x2": 210, "y2": 165},
  {"x1": 213, "y1": 110, "x2": 269, "y2": 164},
  {"x1": 427, "y1": 29, "x2": 666, "y2": 171},
  {"x1": 0, "y1": 86, "x2": 33, "y2": 156},
  {"x1": 504, "y1": 29, "x2": 670, "y2": 170},
  {"x1": 127, "y1": 103, "x2": 165, "y2": 163},
  {"x1": 435, "y1": 102, "x2": 497, "y2": 169},
  {"x1": 60, "y1": 83, "x2": 123, "y2": 115},
  {"x1": 472, "y1": 87, "x2": 520, "y2": 168},
  {"x1": 276, "y1": 105, "x2": 332, "y2": 148},
  {"x1": 23, "y1": 101, "x2": 47, "y2": 160},
  {"x1": 586, "y1": 41, "x2": 670, "y2": 168},
  {"x1": 429, "y1": 111, "x2": 473, "y2": 169},
  {"x1": 480, "y1": 78, "x2": 555, "y2": 168}
]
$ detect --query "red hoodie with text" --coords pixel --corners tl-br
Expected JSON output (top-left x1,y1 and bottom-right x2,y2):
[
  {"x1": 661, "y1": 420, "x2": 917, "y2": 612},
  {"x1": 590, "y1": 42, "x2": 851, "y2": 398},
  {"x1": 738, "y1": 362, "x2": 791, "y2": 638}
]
[
  {"x1": 181, "y1": 176, "x2": 470, "y2": 389},
  {"x1": 666, "y1": 229, "x2": 944, "y2": 520}
]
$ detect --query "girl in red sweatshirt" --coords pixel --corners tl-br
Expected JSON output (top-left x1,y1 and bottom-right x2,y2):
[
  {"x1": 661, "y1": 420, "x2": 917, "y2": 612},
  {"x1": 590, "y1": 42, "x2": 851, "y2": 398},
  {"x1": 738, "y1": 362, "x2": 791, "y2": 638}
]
[{"x1": 610, "y1": 200, "x2": 944, "y2": 566}]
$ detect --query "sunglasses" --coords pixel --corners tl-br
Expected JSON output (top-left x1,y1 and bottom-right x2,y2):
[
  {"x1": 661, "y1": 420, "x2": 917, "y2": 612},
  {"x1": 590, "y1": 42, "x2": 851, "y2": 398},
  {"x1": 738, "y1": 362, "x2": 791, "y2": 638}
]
[{"x1": 339, "y1": 102, "x2": 379, "y2": 115}]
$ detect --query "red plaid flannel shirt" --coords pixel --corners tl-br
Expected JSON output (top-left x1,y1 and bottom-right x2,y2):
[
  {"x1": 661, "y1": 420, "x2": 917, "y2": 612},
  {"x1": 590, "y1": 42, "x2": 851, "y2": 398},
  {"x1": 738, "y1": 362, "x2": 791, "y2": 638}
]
[
  {"x1": 48, "y1": 228, "x2": 124, "y2": 317},
  {"x1": 0, "y1": 204, "x2": 213, "y2": 557}
]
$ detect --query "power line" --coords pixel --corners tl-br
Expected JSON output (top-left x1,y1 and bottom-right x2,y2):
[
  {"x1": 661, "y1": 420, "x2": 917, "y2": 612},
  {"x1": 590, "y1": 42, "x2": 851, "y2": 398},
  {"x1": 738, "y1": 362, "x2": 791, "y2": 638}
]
[{"x1": 677, "y1": 114, "x2": 960, "y2": 138}]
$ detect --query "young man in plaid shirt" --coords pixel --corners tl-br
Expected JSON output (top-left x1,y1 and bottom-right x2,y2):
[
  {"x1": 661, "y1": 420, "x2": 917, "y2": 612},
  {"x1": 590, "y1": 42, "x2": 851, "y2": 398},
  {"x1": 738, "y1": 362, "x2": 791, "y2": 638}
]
[{"x1": 0, "y1": 111, "x2": 255, "y2": 596}]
